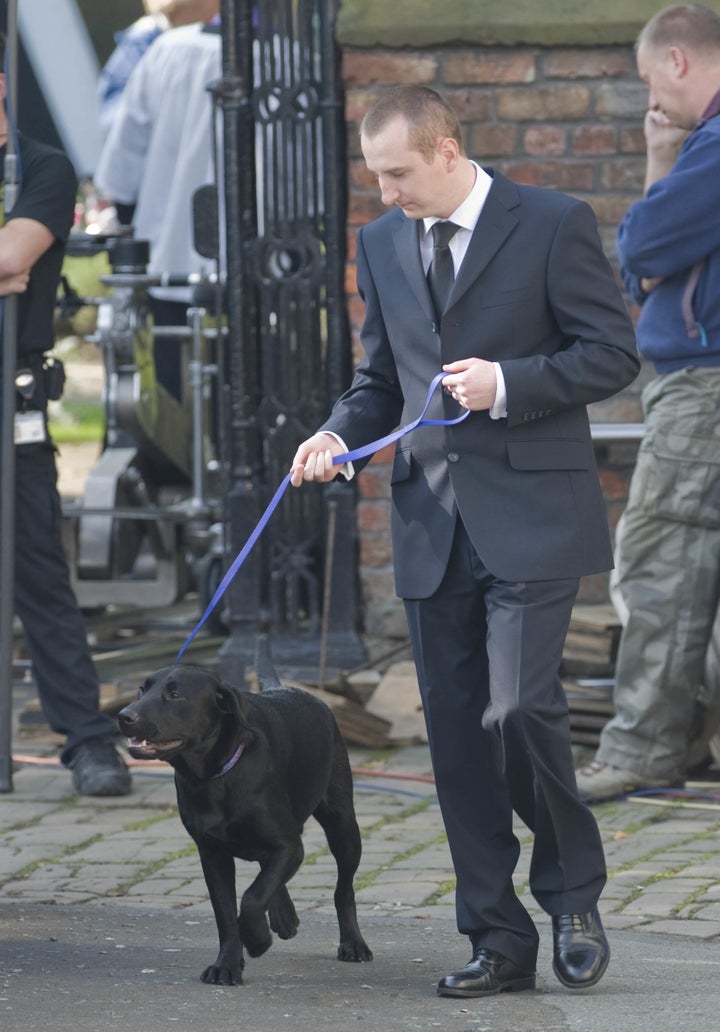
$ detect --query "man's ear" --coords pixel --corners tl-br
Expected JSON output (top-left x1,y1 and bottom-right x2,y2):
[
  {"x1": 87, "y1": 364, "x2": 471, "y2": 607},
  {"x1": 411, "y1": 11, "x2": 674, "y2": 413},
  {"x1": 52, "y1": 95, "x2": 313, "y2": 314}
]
[
  {"x1": 0, "y1": 73, "x2": 6, "y2": 103},
  {"x1": 438, "y1": 135, "x2": 460, "y2": 172},
  {"x1": 668, "y1": 45, "x2": 690, "y2": 80}
]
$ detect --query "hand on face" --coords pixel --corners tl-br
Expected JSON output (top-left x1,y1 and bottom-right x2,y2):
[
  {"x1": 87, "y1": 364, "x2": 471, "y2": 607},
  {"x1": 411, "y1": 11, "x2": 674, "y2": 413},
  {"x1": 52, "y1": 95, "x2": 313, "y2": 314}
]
[{"x1": 644, "y1": 108, "x2": 690, "y2": 156}]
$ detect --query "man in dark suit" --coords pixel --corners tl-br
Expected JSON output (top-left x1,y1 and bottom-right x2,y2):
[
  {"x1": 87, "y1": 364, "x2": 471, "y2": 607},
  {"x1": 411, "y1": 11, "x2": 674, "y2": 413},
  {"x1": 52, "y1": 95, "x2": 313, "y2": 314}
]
[{"x1": 291, "y1": 86, "x2": 639, "y2": 997}]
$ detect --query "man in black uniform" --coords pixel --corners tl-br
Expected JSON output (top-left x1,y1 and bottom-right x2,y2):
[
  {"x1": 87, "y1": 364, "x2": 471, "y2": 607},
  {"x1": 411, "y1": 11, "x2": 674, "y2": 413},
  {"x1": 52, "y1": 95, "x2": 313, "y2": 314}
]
[{"x1": 0, "y1": 33, "x2": 130, "y2": 795}]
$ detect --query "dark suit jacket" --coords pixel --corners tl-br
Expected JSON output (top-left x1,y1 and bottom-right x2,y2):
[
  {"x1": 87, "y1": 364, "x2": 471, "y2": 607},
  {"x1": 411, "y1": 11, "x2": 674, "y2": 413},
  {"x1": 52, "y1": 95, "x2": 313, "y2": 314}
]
[{"x1": 322, "y1": 169, "x2": 640, "y2": 598}]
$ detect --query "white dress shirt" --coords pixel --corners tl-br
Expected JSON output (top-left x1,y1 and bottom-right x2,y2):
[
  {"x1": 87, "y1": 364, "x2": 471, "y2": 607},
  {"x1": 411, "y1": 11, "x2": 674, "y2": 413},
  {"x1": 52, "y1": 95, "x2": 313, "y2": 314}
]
[
  {"x1": 422, "y1": 162, "x2": 507, "y2": 419},
  {"x1": 327, "y1": 161, "x2": 507, "y2": 475}
]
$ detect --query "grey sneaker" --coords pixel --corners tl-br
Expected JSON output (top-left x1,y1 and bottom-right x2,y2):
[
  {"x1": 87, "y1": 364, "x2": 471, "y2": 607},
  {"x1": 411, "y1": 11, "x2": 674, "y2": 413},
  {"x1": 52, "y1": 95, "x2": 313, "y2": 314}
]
[
  {"x1": 575, "y1": 760, "x2": 675, "y2": 803},
  {"x1": 67, "y1": 738, "x2": 132, "y2": 797}
]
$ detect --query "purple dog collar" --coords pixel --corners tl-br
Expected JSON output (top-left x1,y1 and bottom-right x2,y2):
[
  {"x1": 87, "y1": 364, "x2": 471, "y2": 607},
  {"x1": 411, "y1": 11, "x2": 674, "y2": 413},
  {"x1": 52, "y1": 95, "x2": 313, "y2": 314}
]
[{"x1": 211, "y1": 741, "x2": 245, "y2": 779}]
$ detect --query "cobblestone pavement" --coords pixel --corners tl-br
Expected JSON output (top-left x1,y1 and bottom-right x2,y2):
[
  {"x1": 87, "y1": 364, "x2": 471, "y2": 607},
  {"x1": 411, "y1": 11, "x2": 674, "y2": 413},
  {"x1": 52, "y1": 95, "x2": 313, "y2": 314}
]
[{"x1": 1, "y1": 742, "x2": 719, "y2": 943}]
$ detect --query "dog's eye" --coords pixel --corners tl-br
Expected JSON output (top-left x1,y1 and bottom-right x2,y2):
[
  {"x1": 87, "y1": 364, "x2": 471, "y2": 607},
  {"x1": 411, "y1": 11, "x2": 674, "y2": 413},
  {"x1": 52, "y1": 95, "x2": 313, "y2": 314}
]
[
  {"x1": 165, "y1": 686, "x2": 182, "y2": 701},
  {"x1": 137, "y1": 685, "x2": 146, "y2": 699}
]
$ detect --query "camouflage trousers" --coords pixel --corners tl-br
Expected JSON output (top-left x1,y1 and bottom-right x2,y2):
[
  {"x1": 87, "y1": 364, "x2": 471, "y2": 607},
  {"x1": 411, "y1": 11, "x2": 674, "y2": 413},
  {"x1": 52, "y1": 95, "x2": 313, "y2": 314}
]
[{"x1": 596, "y1": 366, "x2": 720, "y2": 781}]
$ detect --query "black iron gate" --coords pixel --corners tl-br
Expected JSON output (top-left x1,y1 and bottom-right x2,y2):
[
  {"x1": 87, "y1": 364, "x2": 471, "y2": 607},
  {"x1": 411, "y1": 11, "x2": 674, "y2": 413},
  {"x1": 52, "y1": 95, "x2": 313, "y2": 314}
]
[{"x1": 216, "y1": 0, "x2": 363, "y2": 679}]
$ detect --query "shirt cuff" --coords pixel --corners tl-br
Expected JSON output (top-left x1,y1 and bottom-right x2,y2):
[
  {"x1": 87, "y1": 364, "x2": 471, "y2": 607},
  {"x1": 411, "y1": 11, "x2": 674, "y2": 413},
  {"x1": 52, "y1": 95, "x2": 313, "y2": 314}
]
[
  {"x1": 489, "y1": 363, "x2": 507, "y2": 420},
  {"x1": 320, "y1": 431, "x2": 355, "y2": 480}
]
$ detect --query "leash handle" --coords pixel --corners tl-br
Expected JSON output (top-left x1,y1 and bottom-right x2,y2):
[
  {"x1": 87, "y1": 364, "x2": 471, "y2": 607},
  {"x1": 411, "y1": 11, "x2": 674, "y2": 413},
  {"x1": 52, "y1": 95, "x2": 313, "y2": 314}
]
[{"x1": 176, "y1": 372, "x2": 469, "y2": 660}]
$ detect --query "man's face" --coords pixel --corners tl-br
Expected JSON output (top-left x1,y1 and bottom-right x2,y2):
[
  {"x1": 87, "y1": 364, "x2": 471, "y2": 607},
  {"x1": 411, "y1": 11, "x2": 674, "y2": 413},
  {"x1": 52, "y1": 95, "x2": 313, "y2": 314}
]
[
  {"x1": 636, "y1": 41, "x2": 695, "y2": 129},
  {"x1": 360, "y1": 116, "x2": 455, "y2": 220}
]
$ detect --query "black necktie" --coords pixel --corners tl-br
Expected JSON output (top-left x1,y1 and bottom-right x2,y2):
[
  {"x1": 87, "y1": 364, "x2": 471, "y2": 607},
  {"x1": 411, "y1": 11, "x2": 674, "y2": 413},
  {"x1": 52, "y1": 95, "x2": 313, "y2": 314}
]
[{"x1": 427, "y1": 220, "x2": 459, "y2": 318}]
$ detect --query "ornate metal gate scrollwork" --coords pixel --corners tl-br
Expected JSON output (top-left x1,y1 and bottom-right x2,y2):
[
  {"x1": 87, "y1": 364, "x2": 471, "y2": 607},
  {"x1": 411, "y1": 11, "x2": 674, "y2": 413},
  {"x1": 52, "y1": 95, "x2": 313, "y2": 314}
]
[{"x1": 217, "y1": 0, "x2": 363, "y2": 678}]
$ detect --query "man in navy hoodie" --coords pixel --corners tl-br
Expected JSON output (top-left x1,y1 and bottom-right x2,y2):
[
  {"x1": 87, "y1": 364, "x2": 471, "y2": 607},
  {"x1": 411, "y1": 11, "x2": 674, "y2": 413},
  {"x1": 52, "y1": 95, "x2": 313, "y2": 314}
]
[{"x1": 577, "y1": 3, "x2": 720, "y2": 802}]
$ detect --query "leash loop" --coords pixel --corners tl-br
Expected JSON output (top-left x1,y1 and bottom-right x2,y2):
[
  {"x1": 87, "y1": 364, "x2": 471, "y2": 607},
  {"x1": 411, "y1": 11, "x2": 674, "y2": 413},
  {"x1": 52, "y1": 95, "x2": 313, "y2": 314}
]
[{"x1": 176, "y1": 372, "x2": 468, "y2": 660}]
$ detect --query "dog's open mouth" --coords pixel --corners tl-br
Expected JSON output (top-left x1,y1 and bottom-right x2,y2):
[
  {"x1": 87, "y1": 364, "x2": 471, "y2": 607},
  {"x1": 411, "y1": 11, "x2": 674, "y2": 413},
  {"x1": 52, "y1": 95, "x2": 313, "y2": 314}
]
[{"x1": 127, "y1": 737, "x2": 183, "y2": 760}]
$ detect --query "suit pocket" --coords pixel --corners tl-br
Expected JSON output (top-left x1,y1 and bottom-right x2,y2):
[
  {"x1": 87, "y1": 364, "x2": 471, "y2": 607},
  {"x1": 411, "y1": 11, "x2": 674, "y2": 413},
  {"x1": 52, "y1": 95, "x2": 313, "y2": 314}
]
[{"x1": 507, "y1": 439, "x2": 590, "y2": 472}]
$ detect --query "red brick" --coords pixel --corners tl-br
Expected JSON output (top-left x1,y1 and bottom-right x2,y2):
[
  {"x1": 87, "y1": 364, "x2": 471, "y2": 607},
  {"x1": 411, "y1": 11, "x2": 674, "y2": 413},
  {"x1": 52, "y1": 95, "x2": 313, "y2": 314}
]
[
  {"x1": 587, "y1": 194, "x2": 639, "y2": 225},
  {"x1": 470, "y1": 123, "x2": 518, "y2": 157},
  {"x1": 500, "y1": 161, "x2": 594, "y2": 191},
  {"x1": 498, "y1": 86, "x2": 591, "y2": 121},
  {"x1": 344, "y1": 88, "x2": 383, "y2": 125},
  {"x1": 577, "y1": 573, "x2": 611, "y2": 603},
  {"x1": 346, "y1": 230, "x2": 358, "y2": 263},
  {"x1": 572, "y1": 125, "x2": 617, "y2": 155},
  {"x1": 523, "y1": 126, "x2": 567, "y2": 157},
  {"x1": 358, "y1": 464, "x2": 392, "y2": 500},
  {"x1": 597, "y1": 468, "x2": 632, "y2": 501},
  {"x1": 348, "y1": 159, "x2": 378, "y2": 191},
  {"x1": 443, "y1": 51, "x2": 535, "y2": 85},
  {"x1": 544, "y1": 49, "x2": 635, "y2": 80},
  {"x1": 359, "y1": 535, "x2": 393, "y2": 568},
  {"x1": 442, "y1": 89, "x2": 493, "y2": 123},
  {"x1": 347, "y1": 193, "x2": 386, "y2": 226},
  {"x1": 601, "y1": 161, "x2": 645, "y2": 192},
  {"x1": 357, "y1": 499, "x2": 391, "y2": 533},
  {"x1": 343, "y1": 51, "x2": 438, "y2": 86},
  {"x1": 620, "y1": 127, "x2": 647, "y2": 154}
]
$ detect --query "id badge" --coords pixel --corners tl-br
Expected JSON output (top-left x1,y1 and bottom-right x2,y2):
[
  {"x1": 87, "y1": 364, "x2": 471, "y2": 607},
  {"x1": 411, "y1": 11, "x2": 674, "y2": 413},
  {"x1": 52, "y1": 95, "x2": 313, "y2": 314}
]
[{"x1": 14, "y1": 410, "x2": 46, "y2": 445}]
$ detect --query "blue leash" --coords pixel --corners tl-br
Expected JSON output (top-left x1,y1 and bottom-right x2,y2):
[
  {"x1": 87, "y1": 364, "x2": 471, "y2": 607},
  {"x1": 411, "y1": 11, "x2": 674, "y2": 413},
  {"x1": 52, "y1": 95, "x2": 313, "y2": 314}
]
[{"x1": 176, "y1": 371, "x2": 469, "y2": 660}]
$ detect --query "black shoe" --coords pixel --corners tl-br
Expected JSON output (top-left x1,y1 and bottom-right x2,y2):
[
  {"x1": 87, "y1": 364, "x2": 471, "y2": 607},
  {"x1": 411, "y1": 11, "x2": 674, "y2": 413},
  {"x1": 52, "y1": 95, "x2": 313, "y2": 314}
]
[
  {"x1": 437, "y1": 947, "x2": 536, "y2": 998},
  {"x1": 67, "y1": 738, "x2": 132, "y2": 797},
  {"x1": 552, "y1": 907, "x2": 609, "y2": 989}
]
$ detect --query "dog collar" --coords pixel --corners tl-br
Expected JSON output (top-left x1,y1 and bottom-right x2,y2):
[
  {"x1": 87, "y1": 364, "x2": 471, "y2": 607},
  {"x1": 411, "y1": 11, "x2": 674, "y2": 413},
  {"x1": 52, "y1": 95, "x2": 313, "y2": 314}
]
[{"x1": 210, "y1": 742, "x2": 245, "y2": 779}]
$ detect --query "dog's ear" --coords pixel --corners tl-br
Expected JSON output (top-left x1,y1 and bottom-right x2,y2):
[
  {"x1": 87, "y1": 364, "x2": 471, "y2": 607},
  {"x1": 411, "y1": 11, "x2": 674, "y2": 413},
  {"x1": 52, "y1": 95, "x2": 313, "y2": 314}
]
[
  {"x1": 214, "y1": 683, "x2": 253, "y2": 732},
  {"x1": 214, "y1": 685, "x2": 237, "y2": 715}
]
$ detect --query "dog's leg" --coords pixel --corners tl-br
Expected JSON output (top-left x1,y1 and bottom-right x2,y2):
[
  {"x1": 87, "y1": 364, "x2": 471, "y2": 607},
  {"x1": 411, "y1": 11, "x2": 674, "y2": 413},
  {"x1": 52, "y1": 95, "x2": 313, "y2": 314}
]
[
  {"x1": 314, "y1": 796, "x2": 373, "y2": 962},
  {"x1": 198, "y1": 845, "x2": 245, "y2": 985},
  {"x1": 239, "y1": 843, "x2": 304, "y2": 957},
  {"x1": 268, "y1": 884, "x2": 300, "y2": 940}
]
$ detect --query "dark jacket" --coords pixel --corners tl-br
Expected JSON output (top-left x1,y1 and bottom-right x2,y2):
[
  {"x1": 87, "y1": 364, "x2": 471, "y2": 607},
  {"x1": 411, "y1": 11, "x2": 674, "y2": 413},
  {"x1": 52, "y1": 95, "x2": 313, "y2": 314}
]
[
  {"x1": 616, "y1": 110, "x2": 720, "y2": 373},
  {"x1": 322, "y1": 169, "x2": 639, "y2": 597}
]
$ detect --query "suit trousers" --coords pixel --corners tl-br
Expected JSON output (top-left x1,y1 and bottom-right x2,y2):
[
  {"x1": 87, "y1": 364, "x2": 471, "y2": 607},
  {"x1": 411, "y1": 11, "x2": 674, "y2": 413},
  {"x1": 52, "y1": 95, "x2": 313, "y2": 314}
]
[
  {"x1": 403, "y1": 517, "x2": 607, "y2": 971},
  {"x1": 11, "y1": 440, "x2": 117, "y2": 761}
]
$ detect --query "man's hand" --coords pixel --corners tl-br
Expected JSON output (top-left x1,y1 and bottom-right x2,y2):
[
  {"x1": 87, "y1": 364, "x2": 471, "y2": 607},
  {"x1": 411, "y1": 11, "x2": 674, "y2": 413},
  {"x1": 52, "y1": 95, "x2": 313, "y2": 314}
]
[
  {"x1": 640, "y1": 275, "x2": 664, "y2": 294},
  {"x1": 0, "y1": 269, "x2": 30, "y2": 296},
  {"x1": 290, "y1": 432, "x2": 346, "y2": 487},
  {"x1": 643, "y1": 109, "x2": 690, "y2": 192},
  {"x1": 441, "y1": 357, "x2": 497, "y2": 411}
]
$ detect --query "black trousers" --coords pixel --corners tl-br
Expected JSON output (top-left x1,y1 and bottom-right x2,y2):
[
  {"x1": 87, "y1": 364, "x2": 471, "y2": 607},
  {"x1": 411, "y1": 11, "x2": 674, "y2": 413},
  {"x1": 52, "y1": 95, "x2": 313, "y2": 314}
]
[
  {"x1": 8, "y1": 439, "x2": 116, "y2": 761},
  {"x1": 404, "y1": 517, "x2": 606, "y2": 971}
]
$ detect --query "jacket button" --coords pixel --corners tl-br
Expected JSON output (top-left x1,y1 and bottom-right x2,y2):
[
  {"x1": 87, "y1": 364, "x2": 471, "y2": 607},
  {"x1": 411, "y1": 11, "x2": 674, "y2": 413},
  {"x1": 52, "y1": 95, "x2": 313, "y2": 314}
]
[{"x1": 447, "y1": 451, "x2": 460, "y2": 463}]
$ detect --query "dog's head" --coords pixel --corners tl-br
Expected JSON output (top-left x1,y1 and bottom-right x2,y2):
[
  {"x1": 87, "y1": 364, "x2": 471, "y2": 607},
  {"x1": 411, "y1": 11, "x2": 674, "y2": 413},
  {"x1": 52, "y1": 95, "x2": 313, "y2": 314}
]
[{"x1": 118, "y1": 664, "x2": 249, "y2": 768}]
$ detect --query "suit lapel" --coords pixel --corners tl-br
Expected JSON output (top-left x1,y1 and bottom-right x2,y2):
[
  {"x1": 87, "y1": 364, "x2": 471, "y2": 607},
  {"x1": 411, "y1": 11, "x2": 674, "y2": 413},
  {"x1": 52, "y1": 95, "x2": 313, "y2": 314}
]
[
  {"x1": 388, "y1": 171, "x2": 521, "y2": 319},
  {"x1": 447, "y1": 170, "x2": 520, "y2": 312},
  {"x1": 392, "y1": 215, "x2": 436, "y2": 321}
]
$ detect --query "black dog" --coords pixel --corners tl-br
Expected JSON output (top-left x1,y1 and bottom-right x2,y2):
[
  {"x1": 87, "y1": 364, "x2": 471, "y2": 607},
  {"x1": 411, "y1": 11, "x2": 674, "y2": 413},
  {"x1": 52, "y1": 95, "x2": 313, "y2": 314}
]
[{"x1": 117, "y1": 655, "x2": 372, "y2": 985}]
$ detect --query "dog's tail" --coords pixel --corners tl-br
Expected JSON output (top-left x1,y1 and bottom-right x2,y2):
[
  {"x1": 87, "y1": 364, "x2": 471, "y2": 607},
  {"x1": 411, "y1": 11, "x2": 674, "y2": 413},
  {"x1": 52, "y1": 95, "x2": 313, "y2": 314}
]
[{"x1": 254, "y1": 632, "x2": 283, "y2": 692}]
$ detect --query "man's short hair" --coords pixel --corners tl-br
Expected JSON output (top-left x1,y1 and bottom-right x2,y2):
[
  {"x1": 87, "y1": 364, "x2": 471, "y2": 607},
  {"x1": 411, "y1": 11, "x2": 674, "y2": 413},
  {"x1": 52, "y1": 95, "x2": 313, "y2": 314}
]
[
  {"x1": 360, "y1": 85, "x2": 465, "y2": 162},
  {"x1": 638, "y1": 3, "x2": 720, "y2": 54}
]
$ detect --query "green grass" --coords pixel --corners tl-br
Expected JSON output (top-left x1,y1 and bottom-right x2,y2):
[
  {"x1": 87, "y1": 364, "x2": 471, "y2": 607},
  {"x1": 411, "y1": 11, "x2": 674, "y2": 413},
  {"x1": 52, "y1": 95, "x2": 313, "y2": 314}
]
[{"x1": 49, "y1": 398, "x2": 104, "y2": 444}]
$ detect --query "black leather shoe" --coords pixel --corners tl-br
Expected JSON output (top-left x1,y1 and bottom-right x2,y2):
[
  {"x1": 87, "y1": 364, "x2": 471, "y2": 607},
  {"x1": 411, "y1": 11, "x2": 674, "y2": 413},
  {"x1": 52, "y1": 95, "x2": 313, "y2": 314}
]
[
  {"x1": 552, "y1": 907, "x2": 609, "y2": 989},
  {"x1": 437, "y1": 947, "x2": 536, "y2": 998},
  {"x1": 67, "y1": 738, "x2": 132, "y2": 797}
]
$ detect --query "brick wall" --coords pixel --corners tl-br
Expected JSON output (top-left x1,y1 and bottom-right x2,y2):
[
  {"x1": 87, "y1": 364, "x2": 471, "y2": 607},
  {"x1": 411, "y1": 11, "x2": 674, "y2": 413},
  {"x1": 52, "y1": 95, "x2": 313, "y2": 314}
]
[{"x1": 340, "y1": 42, "x2": 652, "y2": 637}]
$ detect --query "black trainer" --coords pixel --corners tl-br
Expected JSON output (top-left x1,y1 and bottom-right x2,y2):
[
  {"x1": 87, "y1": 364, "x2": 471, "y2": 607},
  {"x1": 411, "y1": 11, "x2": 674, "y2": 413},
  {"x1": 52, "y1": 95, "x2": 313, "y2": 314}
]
[{"x1": 67, "y1": 738, "x2": 132, "y2": 797}]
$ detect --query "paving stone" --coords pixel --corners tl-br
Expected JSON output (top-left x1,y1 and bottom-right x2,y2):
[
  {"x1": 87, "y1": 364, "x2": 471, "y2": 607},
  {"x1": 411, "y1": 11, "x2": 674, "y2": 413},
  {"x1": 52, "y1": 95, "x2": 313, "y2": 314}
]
[{"x1": 640, "y1": 918, "x2": 720, "y2": 938}]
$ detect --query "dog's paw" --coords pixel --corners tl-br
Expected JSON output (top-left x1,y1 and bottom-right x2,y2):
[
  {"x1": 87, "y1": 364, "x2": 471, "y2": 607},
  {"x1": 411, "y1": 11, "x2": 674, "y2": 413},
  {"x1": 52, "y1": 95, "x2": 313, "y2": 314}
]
[
  {"x1": 239, "y1": 918, "x2": 273, "y2": 958},
  {"x1": 337, "y1": 938, "x2": 373, "y2": 963},
  {"x1": 269, "y1": 887, "x2": 300, "y2": 940},
  {"x1": 200, "y1": 961, "x2": 244, "y2": 986}
]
